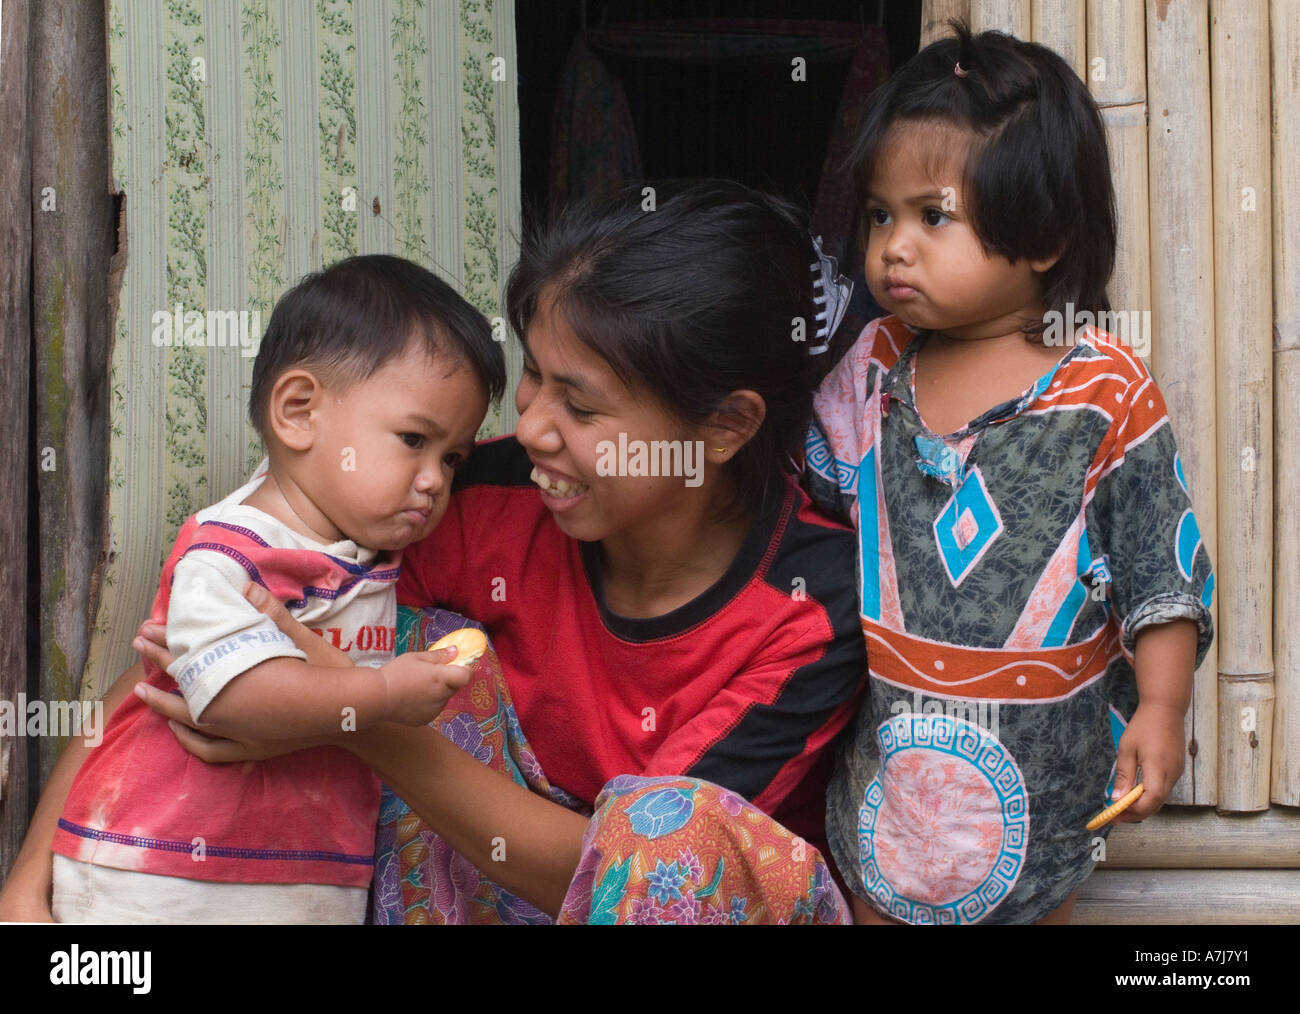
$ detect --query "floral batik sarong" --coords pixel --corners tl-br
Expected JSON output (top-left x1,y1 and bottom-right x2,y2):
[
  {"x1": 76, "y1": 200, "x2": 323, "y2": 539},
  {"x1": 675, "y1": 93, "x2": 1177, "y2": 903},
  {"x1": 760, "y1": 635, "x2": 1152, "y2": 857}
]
[{"x1": 369, "y1": 607, "x2": 850, "y2": 925}]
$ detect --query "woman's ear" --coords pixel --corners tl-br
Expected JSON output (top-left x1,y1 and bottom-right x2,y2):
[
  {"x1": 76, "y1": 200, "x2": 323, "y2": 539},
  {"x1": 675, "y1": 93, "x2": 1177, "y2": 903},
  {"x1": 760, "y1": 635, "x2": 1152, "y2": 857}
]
[
  {"x1": 266, "y1": 369, "x2": 322, "y2": 452},
  {"x1": 702, "y1": 390, "x2": 766, "y2": 456}
]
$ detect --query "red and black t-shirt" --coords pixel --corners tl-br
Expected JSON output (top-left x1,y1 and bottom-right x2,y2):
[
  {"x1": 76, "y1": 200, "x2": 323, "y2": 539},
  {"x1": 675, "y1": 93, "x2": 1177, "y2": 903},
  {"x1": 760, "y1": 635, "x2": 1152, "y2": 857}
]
[{"x1": 397, "y1": 436, "x2": 867, "y2": 843}]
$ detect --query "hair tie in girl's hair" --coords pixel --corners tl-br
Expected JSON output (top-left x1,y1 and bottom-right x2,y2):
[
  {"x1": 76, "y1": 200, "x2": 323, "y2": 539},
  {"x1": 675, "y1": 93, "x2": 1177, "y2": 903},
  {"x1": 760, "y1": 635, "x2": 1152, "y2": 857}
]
[
  {"x1": 954, "y1": 61, "x2": 969, "y2": 78},
  {"x1": 809, "y1": 234, "x2": 854, "y2": 356}
]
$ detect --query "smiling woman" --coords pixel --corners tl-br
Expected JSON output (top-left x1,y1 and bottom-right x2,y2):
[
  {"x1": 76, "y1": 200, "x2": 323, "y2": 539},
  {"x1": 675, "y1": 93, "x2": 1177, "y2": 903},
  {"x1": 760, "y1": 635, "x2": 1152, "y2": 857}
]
[
  {"x1": 0, "y1": 183, "x2": 869, "y2": 926},
  {"x1": 362, "y1": 181, "x2": 869, "y2": 922}
]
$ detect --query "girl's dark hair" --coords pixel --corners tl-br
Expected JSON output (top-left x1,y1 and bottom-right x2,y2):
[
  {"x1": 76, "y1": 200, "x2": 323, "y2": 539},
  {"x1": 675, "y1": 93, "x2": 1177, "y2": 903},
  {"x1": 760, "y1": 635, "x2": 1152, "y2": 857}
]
[
  {"x1": 851, "y1": 21, "x2": 1116, "y2": 337},
  {"x1": 506, "y1": 180, "x2": 820, "y2": 521},
  {"x1": 249, "y1": 254, "x2": 505, "y2": 435}
]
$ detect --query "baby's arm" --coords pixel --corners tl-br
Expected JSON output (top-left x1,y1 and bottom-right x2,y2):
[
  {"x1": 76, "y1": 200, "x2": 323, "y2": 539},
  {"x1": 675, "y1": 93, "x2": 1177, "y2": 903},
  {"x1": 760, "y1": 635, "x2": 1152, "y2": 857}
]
[
  {"x1": 166, "y1": 555, "x2": 467, "y2": 738},
  {"x1": 198, "y1": 648, "x2": 468, "y2": 738},
  {"x1": 1113, "y1": 619, "x2": 1198, "y2": 821}
]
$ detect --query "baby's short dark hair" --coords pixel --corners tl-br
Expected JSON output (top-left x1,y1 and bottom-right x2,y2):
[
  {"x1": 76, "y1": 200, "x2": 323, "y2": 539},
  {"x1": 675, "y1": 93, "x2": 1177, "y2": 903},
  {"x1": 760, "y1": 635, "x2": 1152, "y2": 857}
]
[
  {"x1": 248, "y1": 255, "x2": 505, "y2": 436},
  {"x1": 851, "y1": 21, "x2": 1117, "y2": 332}
]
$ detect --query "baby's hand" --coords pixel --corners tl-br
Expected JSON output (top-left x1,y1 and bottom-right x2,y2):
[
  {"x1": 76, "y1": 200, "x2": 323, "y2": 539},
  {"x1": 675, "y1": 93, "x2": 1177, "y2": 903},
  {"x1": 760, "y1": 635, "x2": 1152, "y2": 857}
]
[
  {"x1": 376, "y1": 648, "x2": 472, "y2": 726},
  {"x1": 1112, "y1": 702, "x2": 1187, "y2": 822}
]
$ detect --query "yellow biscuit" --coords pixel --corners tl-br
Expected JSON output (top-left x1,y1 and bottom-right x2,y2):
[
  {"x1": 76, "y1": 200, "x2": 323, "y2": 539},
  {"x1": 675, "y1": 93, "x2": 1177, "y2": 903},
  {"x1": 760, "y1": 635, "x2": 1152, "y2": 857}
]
[
  {"x1": 1086, "y1": 783, "x2": 1145, "y2": 831},
  {"x1": 427, "y1": 627, "x2": 488, "y2": 668}
]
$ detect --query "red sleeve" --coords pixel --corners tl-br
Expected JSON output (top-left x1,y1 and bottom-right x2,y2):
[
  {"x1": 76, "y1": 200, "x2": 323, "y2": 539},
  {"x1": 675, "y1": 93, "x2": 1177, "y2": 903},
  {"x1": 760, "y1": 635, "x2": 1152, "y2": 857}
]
[{"x1": 396, "y1": 490, "x2": 469, "y2": 610}]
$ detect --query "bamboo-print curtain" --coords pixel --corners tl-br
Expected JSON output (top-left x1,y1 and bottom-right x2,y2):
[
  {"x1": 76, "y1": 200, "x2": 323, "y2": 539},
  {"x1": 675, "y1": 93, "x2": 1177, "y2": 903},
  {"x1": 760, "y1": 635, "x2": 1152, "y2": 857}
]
[{"x1": 84, "y1": 0, "x2": 522, "y2": 703}]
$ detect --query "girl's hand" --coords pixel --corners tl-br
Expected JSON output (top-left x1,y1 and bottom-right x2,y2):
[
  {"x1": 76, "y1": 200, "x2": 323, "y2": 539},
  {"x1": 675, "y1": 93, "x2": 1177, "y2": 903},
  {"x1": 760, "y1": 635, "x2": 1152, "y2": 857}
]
[{"x1": 1111, "y1": 702, "x2": 1187, "y2": 822}]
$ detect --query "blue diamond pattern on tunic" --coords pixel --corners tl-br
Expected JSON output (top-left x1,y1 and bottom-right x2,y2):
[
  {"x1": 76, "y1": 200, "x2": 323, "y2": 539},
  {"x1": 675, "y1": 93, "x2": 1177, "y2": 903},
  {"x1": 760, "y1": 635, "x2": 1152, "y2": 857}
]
[{"x1": 933, "y1": 467, "x2": 1004, "y2": 587}]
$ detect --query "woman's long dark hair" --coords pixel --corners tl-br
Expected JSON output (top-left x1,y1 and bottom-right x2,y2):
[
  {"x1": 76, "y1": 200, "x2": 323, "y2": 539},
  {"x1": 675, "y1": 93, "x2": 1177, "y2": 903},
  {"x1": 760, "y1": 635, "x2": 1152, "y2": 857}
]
[{"x1": 506, "y1": 180, "x2": 821, "y2": 520}]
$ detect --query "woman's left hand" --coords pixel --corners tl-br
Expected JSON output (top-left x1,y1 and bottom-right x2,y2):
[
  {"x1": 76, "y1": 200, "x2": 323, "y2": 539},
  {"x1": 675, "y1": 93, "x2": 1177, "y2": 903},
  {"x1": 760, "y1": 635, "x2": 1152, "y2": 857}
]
[
  {"x1": 131, "y1": 617, "x2": 331, "y2": 763},
  {"x1": 132, "y1": 681, "x2": 330, "y2": 763}
]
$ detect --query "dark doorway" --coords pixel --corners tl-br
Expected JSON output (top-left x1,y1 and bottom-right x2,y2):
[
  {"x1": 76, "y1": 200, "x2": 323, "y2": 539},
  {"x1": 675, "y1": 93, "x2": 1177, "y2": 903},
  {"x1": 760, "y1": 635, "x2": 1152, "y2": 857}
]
[
  {"x1": 515, "y1": 0, "x2": 922, "y2": 210},
  {"x1": 513, "y1": 1, "x2": 923, "y2": 363}
]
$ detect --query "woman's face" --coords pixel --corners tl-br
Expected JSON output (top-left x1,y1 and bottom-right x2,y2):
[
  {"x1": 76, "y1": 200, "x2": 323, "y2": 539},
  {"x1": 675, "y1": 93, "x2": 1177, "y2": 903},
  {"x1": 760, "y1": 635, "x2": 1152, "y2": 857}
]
[{"x1": 514, "y1": 291, "x2": 711, "y2": 544}]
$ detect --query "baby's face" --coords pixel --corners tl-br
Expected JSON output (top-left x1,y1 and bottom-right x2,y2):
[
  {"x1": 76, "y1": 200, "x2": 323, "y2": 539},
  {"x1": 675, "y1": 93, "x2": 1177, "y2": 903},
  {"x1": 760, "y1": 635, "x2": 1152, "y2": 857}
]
[
  {"x1": 862, "y1": 121, "x2": 1048, "y2": 341},
  {"x1": 308, "y1": 341, "x2": 487, "y2": 551}
]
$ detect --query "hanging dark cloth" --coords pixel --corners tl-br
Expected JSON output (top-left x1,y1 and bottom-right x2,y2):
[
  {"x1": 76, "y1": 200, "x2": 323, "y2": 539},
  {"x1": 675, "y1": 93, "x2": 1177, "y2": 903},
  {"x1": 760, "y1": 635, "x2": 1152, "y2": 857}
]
[
  {"x1": 548, "y1": 18, "x2": 890, "y2": 267},
  {"x1": 548, "y1": 35, "x2": 644, "y2": 210},
  {"x1": 811, "y1": 26, "x2": 891, "y2": 269}
]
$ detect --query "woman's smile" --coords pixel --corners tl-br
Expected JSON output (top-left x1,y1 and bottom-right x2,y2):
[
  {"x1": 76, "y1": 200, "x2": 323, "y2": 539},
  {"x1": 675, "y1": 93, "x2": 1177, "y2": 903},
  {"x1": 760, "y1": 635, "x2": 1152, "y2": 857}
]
[{"x1": 529, "y1": 464, "x2": 590, "y2": 505}]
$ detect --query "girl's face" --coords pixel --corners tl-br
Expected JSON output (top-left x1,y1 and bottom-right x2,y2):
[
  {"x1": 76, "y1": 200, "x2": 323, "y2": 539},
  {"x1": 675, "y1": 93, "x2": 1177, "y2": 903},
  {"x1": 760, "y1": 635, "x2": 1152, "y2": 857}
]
[
  {"x1": 514, "y1": 290, "x2": 711, "y2": 544},
  {"x1": 863, "y1": 121, "x2": 1055, "y2": 340}
]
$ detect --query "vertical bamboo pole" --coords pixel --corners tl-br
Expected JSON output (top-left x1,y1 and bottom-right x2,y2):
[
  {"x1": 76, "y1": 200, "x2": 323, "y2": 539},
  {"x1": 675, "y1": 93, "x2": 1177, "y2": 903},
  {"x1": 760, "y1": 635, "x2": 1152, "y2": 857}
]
[
  {"x1": 922, "y1": 0, "x2": 972, "y2": 46},
  {"x1": 1211, "y1": 1, "x2": 1274, "y2": 812},
  {"x1": 1087, "y1": 0, "x2": 1150, "y2": 323},
  {"x1": 0, "y1": 0, "x2": 33, "y2": 881},
  {"x1": 1270, "y1": 0, "x2": 1300, "y2": 806},
  {"x1": 1147, "y1": 0, "x2": 1217, "y2": 804},
  {"x1": 971, "y1": 0, "x2": 1030, "y2": 39},
  {"x1": 1031, "y1": 0, "x2": 1086, "y2": 80}
]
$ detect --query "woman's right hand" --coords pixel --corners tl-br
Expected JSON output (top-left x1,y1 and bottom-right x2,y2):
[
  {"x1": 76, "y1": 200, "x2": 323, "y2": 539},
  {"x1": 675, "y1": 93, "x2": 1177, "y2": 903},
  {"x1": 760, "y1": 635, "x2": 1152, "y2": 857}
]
[
  {"x1": 242, "y1": 582, "x2": 355, "y2": 667},
  {"x1": 0, "y1": 885, "x2": 55, "y2": 922}
]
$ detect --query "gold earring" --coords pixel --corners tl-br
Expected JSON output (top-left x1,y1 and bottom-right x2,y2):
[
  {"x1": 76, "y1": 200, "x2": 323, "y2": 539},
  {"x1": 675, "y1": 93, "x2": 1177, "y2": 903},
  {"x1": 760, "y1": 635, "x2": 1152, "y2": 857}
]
[{"x1": 713, "y1": 447, "x2": 728, "y2": 453}]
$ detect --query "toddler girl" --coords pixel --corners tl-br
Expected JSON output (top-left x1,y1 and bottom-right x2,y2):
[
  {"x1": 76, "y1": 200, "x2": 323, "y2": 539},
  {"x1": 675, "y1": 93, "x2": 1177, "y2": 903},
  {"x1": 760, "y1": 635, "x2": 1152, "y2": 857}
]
[{"x1": 806, "y1": 24, "x2": 1213, "y2": 924}]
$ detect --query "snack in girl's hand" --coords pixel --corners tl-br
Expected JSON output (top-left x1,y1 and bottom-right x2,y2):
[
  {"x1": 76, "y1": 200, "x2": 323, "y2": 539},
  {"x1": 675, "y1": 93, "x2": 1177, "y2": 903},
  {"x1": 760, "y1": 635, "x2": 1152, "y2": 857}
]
[
  {"x1": 1086, "y1": 783, "x2": 1145, "y2": 832},
  {"x1": 429, "y1": 627, "x2": 488, "y2": 668}
]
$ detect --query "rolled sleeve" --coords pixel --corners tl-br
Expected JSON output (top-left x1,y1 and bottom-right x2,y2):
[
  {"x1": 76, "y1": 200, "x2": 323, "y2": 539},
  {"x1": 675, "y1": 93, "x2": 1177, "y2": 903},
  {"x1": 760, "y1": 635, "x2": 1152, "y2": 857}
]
[{"x1": 166, "y1": 555, "x2": 307, "y2": 718}]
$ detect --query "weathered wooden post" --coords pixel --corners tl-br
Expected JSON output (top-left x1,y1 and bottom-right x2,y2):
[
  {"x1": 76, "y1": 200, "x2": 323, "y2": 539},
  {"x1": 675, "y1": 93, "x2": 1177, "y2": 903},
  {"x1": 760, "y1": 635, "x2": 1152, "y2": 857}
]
[
  {"x1": 29, "y1": 0, "x2": 115, "y2": 784},
  {"x1": 970, "y1": 0, "x2": 1030, "y2": 38},
  {"x1": 1032, "y1": 0, "x2": 1086, "y2": 79},
  {"x1": 1088, "y1": 0, "x2": 1150, "y2": 324},
  {"x1": 0, "y1": 0, "x2": 34, "y2": 883},
  {"x1": 921, "y1": 0, "x2": 973, "y2": 45}
]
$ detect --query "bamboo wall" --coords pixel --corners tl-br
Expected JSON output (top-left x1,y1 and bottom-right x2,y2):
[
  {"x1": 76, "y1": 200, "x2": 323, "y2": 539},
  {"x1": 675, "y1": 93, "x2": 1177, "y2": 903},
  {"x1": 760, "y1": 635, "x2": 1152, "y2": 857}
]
[{"x1": 925, "y1": 0, "x2": 1300, "y2": 922}]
